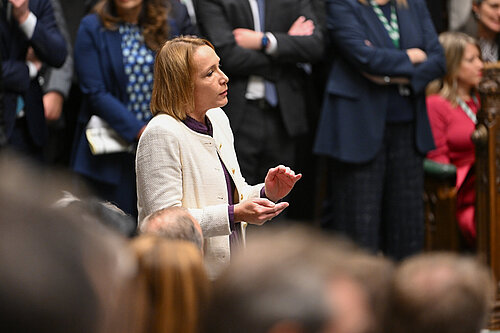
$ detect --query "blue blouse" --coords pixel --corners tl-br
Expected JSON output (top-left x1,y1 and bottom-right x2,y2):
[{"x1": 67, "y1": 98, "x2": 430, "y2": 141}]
[{"x1": 119, "y1": 23, "x2": 155, "y2": 122}]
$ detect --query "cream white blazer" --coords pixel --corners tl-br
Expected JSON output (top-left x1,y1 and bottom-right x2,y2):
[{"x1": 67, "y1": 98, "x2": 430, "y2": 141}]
[{"x1": 136, "y1": 108, "x2": 262, "y2": 278}]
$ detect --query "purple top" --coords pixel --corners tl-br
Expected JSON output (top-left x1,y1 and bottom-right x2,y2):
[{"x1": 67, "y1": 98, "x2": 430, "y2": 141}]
[
  {"x1": 183, "y1": 115, "x2": 270, "y2": 250},
  {"x1": 183, "y1": 115, "x2": 240, "y2": 248}
]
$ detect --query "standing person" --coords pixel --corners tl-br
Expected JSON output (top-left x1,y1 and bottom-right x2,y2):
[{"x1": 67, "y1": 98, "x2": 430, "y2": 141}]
[
  {"x1": 195, "y1": 0, "x2": 324, "y2": 186},
  {"x1": 71, "y1": 0, "x2": 196, "y2": 218},
  {"x1": 136, "y1": 36, "x2": 302, "y2": 278},
  {"x1": 426, "y1": 32, "x2": 484, "y2": 247},
  {"x1": 314, "y1": 0, "x2": 446, "y2": 260},
  {"x1": 1, "y1": 0, "x2": 67, "y2": 160},
  {"x1": 41, "y1": 0, "x2": 74, "y2": 165}
]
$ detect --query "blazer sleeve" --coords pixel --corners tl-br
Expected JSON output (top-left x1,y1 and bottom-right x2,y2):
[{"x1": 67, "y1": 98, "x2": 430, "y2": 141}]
[
  {"x1": 136, "y1": 124, "x2": 231, "y2": 238},
  {"x1": 74, "y1": 16, "x2": 144, "y2": 142},
  {"x1": 326, "y1": 0, "x2": 415, "y2": 77},
  {"x1": 169, "y1": 0, "x2": 199, "y2": 36},
  {"x1": 408, "y1": 0, "x2": 446, "y2": 94},
  {"x1": 426, "y1": 95, "x2": 451, "y2": 164},
  {"x1": 30, "y1": 0, "x2": 67, "y2": 68},
  {"x1": 42, "y1": 0, "x2": 73, "y2": 98},
  {"x1": 269, "y1": 0, "x2": 324, "y2": 64},
  {"x1": 196, "y1": 0, "x2": 274, "y2": 77},
  {"x1": 2, "y1": 60, "x2": 30, "y2": 94}
]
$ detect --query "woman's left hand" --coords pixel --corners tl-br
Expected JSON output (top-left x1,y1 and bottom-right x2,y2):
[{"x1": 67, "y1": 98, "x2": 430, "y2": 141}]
[{"x1": 264, "y1": 165, "x2": 302, "y2": 202}]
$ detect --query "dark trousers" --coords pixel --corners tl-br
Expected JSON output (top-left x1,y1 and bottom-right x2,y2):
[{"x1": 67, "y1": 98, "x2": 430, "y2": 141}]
[
  {"x1": 323, "y1": 122, "x2": 424, "y2": 260},
  {"x1": 234, "y1": 99, "x2": 295, "y2": 185},
  {"x1": 8, "y1": 117, "x2": 44, "y2": 163}
]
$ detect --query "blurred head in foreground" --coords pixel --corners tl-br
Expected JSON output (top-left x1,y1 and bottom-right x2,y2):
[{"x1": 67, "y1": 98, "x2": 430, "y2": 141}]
[
  {"x1": 139, "y1": 206, "x2": 204, "y2": 252},
  {"x1": 0, "y1": 152, "x2": 137, "y2": 333},
  {"x1": 388, "y1": 252, "x2": 495, "y2": 333},
  {"x1": 204, "y1": 225, "x2": 393, "y2": 333},
  {"x1": 131, "y1": 235, "x2": 210, "y2": 333}
]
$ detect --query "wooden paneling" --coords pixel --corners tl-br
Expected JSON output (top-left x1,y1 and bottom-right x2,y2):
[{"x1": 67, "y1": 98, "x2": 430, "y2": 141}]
[
  {"x1": 423, "y1": 160, "x2": 461, "y2": 251},
  {"x1": 474, "y1": 65, "x2": 500, "y2": 330}
]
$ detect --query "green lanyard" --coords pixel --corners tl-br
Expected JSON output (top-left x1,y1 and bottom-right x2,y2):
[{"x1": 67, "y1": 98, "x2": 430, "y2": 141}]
[
  {"x1": 369, "y1": 0, "x2": 400, "y2": 48},
  {"x1": 456, "y1": 95, "x2": 479, "y2": 125}
]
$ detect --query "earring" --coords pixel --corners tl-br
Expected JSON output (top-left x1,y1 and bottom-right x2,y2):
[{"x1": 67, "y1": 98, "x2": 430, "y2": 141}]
[{"x1": 474, "y1": 11, "x2": 481, "y2": 20}]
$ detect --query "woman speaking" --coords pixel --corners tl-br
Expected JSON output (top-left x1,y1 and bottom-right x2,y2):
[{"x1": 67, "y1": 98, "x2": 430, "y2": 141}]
[{"x1": 136, "y1": 36, "x2": 301, "y2": 278}]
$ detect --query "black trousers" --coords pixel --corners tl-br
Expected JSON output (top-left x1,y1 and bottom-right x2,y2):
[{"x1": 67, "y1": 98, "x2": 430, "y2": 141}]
[
  {"x1": 233, "y1": 99, "x2": 295, "y2": 186},
  {"x1": 8, "y1": 117, "x2": 44, "y2": 162},
  {"x1": 322, "y1": 122, "x2": 424, "y2": 260}
]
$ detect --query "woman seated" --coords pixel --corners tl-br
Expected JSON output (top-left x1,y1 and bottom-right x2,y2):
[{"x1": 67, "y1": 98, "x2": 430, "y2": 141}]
[
  {"x1": 135, "y1": 36, "x2": 302, "y2": 278},
  {"x1": 426, "y1": 32, "x2": 484, "y2": 247}
]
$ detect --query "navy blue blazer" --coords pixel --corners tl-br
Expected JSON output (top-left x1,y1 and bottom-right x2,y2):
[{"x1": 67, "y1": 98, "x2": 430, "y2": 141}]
[
  {"x1": 71, "y1": 1, "x2": 196, "y2": 185},
  {"x1": 1, "y1": 0, "x2": 67, "y2": 145},
  {"x1": 314, "y1": 0, "x2": 445, "y2": 163}
]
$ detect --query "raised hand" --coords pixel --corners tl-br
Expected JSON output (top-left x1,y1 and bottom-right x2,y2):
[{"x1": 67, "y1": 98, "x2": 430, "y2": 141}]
[{"x1": 264, "y1": 165, "x2": 302, "y2": 202}]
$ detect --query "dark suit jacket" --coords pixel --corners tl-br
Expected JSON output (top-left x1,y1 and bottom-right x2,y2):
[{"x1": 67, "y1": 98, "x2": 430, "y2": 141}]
[
  {"x1": 1, "y1": 0, "x2": 67, "y2": 145},
  {"x1": 71, "y1": 1, "x2": 196, "y2": 185},
  {"x1": 195, "y1": 0, "x2": 324, "y2": 137},
  {"x1": 314, "y1": 0, "x2": 445, "y2": 163}
]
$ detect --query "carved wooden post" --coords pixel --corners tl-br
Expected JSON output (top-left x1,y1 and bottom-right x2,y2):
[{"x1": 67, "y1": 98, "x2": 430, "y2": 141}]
[{"x1": 474, "y1": 64, "x2": 500, "y2": 329}]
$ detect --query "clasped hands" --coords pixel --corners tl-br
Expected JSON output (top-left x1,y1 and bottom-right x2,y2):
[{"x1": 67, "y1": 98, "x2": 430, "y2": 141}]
[{"x1": 234, "y1": 165, "x2": 302, "y2": 225}]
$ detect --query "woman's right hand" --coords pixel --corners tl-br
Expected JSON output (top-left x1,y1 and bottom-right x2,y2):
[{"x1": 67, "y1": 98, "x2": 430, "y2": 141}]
[
  {"x1": 406, "y1": 48, "x2": 427, "y2": 64},
  {"x1": 234, "y1": 198, "x2": 289, "y2": 225}
]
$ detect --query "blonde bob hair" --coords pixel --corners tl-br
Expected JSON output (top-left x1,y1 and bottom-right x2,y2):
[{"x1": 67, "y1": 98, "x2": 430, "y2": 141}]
[
  {"x1": 151, "y1": 36, "x2": 214, "y2": 120},
  {"x1": 426, "y1": 32, "x2": 481, "y2": 105}
]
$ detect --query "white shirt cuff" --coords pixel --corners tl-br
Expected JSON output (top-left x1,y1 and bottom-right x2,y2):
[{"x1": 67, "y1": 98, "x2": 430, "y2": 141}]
[
  {"x1": 26, "y1": 61, "x2": 38, "y2": 79},
  {"x1": 19, "y1": 12, "x2": 37, "y2": 39},
  {"x1": 265, "y1": 32, "x2": 278, "y2": 55}
]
